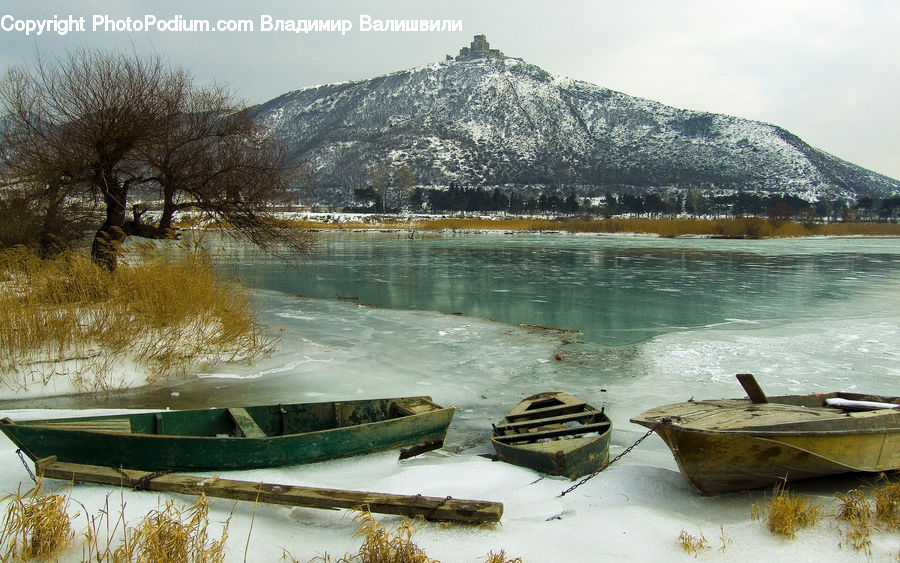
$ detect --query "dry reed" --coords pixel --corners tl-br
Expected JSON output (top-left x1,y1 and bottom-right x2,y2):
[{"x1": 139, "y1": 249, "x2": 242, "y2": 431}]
[
  {"x1": 757, "y1": 484, "x2": 822, "y2": 539},
  {"x1": 676, "y1": 529, "x2": 710, "y2": 557},
  {"x1": 835, "y1": 488, "x2": 873, "y2": 554},
  {"x1": 0, "y1": 242, "x2": 276, "y2": 392},
  {"x1": 483, "y1": 550, "x2": 523, "y2": 563},
  {"x1": 0, "y1": 479, "x2": 74, "y2": 561},
  {"x1": 874, "y1": 476, "x2": 900, "y2": 531},
  {"x1": 349, "y1": 511, "x2": 434, "y2": 563},
  {"x1": 836, "y1": 488, "x2": 871, "y2": 529},
  {"x1": 113, "y1": 494, "x2": 228, "y2": 563},
  {"x1": 79, "y1": 492, "x2": 129, "y2": 562},
  {"x1": 311, "y1": 510, "x2": 436, "y2": 563},
  {"x1": 290, "y1": 215, "x2": 900, "y2": 238},
  {"x1": 831, "y1": 477, "x2": 900, "y2": 555}
]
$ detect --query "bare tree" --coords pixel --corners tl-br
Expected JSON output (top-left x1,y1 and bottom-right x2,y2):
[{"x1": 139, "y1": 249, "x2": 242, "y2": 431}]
[
  {"x1": 1, "y1": 49, "x2": 314, "y2": 268},
  {"x1": 394, "y1": 163, "x2": 417, "y2": 210},
  {"x1": 368, "y1": 163, "x2": 388, "y2": 212}
]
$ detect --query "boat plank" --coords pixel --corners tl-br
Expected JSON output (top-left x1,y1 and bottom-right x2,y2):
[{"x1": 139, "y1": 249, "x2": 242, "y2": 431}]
[
  {"x1": 504, "y1": 403, "x2": 587, "y2": 421},
  {"x1": 28, "y1": 419, "x2": 132, "y2": 433},
  {"x1": 494, "y1": 421, "x2": 611, "y2": 443},
  {"x1": 35, "y1": 458, "x2": 502, "y2": 524},
  {"x1": 228, "y1": 408, "x2": 266, "y2": 438},
  {"x1": 494, "y1": 410, "x2": 600, "y2": 432}
]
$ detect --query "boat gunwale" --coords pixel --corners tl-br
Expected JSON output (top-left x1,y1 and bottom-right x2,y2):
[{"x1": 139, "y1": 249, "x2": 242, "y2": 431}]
[
  {"x1": 634, "y1": 421, "x2": 900, "y2": 438},
  {"x1": 631, "y1": 394, "x2": 900, "y2": 437},
  {"x1": 5, "y1": 405, "x2": 456, "y2": 441}
]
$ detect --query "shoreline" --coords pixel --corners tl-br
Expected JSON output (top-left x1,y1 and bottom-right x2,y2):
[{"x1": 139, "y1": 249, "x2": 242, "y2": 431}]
[{"x1": 264, "y1": 213, "x2": 900, "y2": 239}]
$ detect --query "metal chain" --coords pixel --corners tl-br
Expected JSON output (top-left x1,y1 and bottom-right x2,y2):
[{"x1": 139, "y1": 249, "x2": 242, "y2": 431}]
[
  {"x1": 558, "y1": 420, "x2": 667, "y2": 497},
  {"x1": 115, "y1": 468, "x2": 172, "y2": 491},
  {"x1": 16, "y1": 449, "x2": 37, "y2": 484}
]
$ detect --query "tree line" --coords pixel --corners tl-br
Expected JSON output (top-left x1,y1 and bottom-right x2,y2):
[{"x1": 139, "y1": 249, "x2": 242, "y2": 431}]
[{"x1": 350, "y1": 182, "x2": 900, "y2": 222}]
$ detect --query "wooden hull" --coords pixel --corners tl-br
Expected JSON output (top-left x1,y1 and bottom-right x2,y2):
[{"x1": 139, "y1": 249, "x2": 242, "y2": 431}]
[
  {"x1": 1, "y1": 397, "x2": 455, "y2": 471},
  {"x1": 491, "y1": 392, "x2": 611, "y2": 479},
  {"x1": 631, "y1": 392, "x2": 900, "y2": 494}
]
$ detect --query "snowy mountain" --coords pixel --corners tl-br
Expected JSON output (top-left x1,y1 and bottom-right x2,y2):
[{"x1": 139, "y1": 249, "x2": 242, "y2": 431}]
[{"x1": 254, "y1": 47, "x2": 900, "y2": 206}]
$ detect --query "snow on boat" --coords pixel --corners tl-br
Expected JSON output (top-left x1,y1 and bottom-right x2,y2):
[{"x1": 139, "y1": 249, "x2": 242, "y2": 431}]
[
  {"x1": 630, "y1": 374, "x2": 900, "y2": 494},
  {"x1": 1, "y1": 396, "x2": 455, "y2": 471},
  {"x1": 491, "y1": 391, "x2": 611, "y2": 479}
]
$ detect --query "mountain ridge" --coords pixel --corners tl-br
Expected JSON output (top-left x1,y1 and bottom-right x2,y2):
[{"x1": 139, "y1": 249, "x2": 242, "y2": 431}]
[{"x1": 254, "y1": 50, "x2": 900, "y2": 207}]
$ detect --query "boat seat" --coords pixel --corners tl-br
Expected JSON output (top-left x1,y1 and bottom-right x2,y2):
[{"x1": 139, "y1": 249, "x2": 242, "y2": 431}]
[
  {"x1": 504, "y1": 402, "x2": 587, "y2": 421},
  {"x1": 494, "y1": 421, "x2": 611, "y2": 444},
  {"x1": 390, "y1": 397, "x2": 441, "y2": 417},
  {"x1": 494, "y1": 411, "x2": 601, "y2": 432},
  {"x1": 29, "y1": 418, "x2": 132, "y2": 433},
  {"x1": 228, "y1": 408, "x2": 266, "y2": 438}
]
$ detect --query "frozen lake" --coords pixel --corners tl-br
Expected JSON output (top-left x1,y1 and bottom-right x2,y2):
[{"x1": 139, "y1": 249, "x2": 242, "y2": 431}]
[{"x1": 2, "y1": 232, "x2": 899, "y2": 561}]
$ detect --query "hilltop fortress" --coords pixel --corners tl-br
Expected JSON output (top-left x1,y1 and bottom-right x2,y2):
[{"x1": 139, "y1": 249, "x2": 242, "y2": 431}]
[{"x1": 451, "y1": 35, "x2": 522, "y2": 62}]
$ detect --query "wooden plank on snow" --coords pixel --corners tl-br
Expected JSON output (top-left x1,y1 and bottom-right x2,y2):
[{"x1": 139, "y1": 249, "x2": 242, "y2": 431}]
[{"x1": 35, "y1": 457, "x2": 502, "y2": 524}]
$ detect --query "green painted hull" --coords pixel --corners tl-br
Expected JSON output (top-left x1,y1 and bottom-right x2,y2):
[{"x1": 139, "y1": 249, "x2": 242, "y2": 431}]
[{"x1": 1, "y1": 397, "x2": 455, "y2": 471}]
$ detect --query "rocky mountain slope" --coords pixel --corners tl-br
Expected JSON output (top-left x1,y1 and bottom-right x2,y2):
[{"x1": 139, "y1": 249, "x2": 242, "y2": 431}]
[{"x1": 254, "y1": 53, "x2": 899, "y2": 206}]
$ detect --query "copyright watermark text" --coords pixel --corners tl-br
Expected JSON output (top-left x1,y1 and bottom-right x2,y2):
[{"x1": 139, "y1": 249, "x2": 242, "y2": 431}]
[{"x1": 0, "y1": 14, "x2": 463, "y2": 37}]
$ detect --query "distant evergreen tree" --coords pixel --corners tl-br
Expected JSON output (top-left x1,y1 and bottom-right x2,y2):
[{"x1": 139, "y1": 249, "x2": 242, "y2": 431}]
[
  {"x1": 604, "y1": 193, "x2": 620, "y2": 218},
  {"x1": 409, "y1": 187, "x2": 425, "y2": 211}
]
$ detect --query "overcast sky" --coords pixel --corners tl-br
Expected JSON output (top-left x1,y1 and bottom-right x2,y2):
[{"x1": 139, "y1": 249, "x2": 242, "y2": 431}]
[{"x1": 1, "y1": 0, "x2": 897, "y2": 180}]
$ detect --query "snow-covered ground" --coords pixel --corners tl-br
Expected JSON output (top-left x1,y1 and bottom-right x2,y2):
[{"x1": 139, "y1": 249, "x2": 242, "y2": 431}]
[
  {"x1": 1, "y1": 235, "x2": 898, "y2": 561},
  {"x1": 1, "y1": 407, "x2": 897, "y2": 562},
  {"x1": 2, "y1": 301, "x2": 898, "y2": 561}
]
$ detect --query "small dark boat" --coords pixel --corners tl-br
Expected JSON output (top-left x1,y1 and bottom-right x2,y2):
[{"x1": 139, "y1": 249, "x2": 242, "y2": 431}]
[
  {"x1": 491, "y1": 391, "x2": 612, "y2": 479},
  {"x1": 630, "y1": 374, "x2": 900, "y2": 494},
  {"x1": 1, "y1": 396, "x2": 455, "y2": 471}
]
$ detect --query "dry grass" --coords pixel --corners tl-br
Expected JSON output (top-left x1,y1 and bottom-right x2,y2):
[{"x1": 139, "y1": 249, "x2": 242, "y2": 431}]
[
  {"x1": 836, "y1": 488, "x2": 872, "y2": 528},
  {"x1": 347, "y1": 511, "x2": 435, "y2": 563},
  {"x1": 311, "y1": 511, "x2": 435, "y2": 563},
  {"x1": 832, "y1": 477, "x2": 900, "y2": 555},
  {"x1": 80, "y1": 492, "x2": 129, "y2": 562},
  {"x1": 0, "y1": 484, "x2": 233, "y2": 562},
  {"x1": 749, "y1": 478, "x2": 900, "y2": 555},
  {"x1": 0, "y1": 479, "x2": 74, "y2": 561},
  {"x1": 874, "y1": 477, "x2": 900, "y2": 531},
  {"x1": 0, "y1": 242, "x2": 276, "y2": 392},
  {"x1": 113, "y1": 494, "x2": 229, "y2": 563},
  {"x1": 755, "y1": 484, "x2": 822, "y2": 539},
  {"x1": 483, "y1": 550, "x2": 523, "y2": 563},
  {"x1": 835, "y1": 488, "x2": 873, "y2": 555},
  {"x1": 291, "y1": 215, "x2": 900, "y2": 238},
  {"x1": 676, "y1": 529, "x2": 710, "y2": 557},
  {"x1": 306, "y1": 510, "x2": 523, "y2": 563},
  {"x1": 282, "y1": 216, "x2": 415, "y2": 231}
]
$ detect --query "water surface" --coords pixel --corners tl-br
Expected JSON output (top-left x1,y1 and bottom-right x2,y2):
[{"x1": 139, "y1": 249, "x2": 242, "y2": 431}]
[{"x1": 13, "y1": 233, "x2": 900, "y2": 447}]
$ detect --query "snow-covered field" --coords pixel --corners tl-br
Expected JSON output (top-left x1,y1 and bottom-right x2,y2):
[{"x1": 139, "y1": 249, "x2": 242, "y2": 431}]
[{"x1": 2, "y1": 301, "x2": 898, "y2": 561}]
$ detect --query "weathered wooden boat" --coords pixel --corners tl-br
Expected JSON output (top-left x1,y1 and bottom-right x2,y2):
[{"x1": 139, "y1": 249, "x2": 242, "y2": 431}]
[
  {"x1": 491, "y1": 391, "x2": 612, "y2": 479},
  {"x1": 630, "y1": 374, "x2": 900, "y2": 494},
  {"x1": 0, "y1": 396, "x2": 455, "y2": 471}
]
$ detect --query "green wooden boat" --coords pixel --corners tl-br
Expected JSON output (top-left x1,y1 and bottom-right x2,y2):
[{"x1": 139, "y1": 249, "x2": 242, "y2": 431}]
[
  {"x1": 1, "y1": 396, "x2": 455, "y2": 471},
  {"x1": 491, "y1": 391, "x2": 612, "y2": 479}
]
